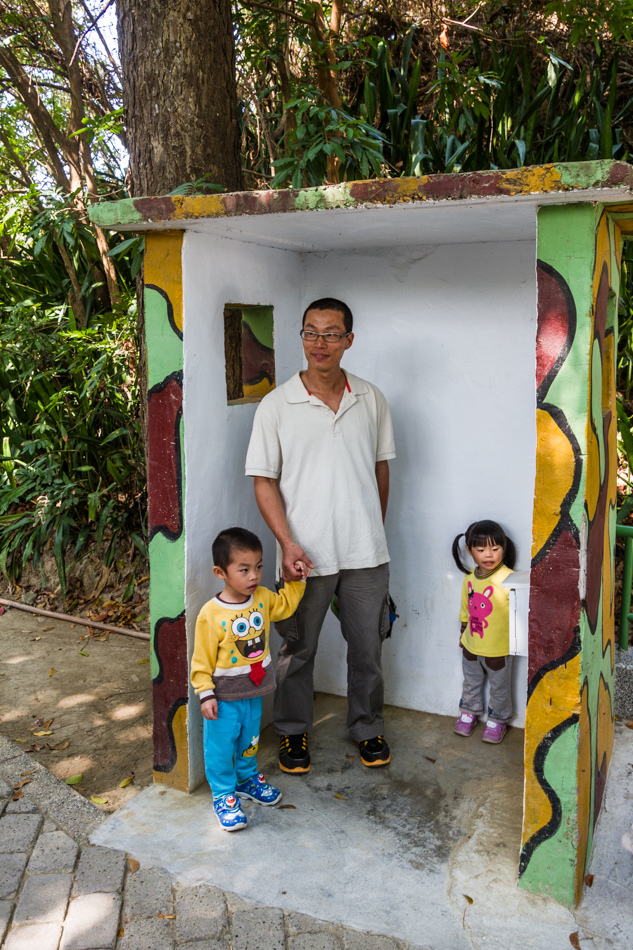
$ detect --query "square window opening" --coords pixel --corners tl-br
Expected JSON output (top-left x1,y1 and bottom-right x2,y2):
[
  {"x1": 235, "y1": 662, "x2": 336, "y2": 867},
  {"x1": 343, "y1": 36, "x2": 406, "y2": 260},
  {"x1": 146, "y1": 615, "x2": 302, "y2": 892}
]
[{"x1": 224, "y1": 304, "x2": 275, "y2": 405}]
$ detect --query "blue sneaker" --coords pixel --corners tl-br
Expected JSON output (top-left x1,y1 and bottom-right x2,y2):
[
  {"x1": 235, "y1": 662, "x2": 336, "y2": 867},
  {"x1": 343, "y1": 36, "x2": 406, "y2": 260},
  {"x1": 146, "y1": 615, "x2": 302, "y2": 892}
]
[
  {"x1": 235, "y1": 772, "x2": 282, "y2": 806},
  {"x1": 213, "y1": 793, "x2": 248, "y2": 831}
]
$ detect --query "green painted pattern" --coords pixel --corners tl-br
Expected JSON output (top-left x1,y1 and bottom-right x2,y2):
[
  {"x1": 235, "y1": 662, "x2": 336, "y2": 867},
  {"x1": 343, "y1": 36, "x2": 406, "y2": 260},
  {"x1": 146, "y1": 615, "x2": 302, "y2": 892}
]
[
  {"x1": 145, "y1": 287, "x2": 184, "y2": 389},
  {"x1": 90, "y1": 197, "x2": 145, "y2": 228},
  {"x1": 149, "y1": 524, "x2": 185, "y2": 680},
  {"x1": 519, "y1": 721, "x2": 580, "y2": 905},
  {"x1": 294, "y1": 182, "x2": 355, "y2": 211},
  {"x1": 241, "y1": 306, "x2": 274, "y2": 349}
]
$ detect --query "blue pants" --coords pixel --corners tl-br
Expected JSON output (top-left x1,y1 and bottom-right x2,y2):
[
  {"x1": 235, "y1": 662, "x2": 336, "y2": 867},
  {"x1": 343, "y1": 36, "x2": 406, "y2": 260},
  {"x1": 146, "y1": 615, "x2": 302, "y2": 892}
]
[{"x1": 203, "y1": 697, "x2": 262, "y2": 798}]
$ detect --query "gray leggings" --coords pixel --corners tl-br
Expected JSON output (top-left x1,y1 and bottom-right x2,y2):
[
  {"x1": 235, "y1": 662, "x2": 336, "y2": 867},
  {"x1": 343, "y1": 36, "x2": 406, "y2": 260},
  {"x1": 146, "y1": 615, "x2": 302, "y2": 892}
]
[{"x1": 459, "y1": 647, "x2": 513, "y2": 724}]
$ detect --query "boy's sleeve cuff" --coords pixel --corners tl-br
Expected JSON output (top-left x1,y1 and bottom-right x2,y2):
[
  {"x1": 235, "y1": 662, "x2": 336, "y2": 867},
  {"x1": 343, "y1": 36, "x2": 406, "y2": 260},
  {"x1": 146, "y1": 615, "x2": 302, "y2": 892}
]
[{"x1": 199, "y1": 690, "x2": 215, "y2": 703}]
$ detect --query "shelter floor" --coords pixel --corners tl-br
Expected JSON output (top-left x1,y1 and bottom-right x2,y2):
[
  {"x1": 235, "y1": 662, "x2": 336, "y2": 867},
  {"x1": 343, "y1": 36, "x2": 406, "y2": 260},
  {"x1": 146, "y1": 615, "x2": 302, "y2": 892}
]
[{"x1": 89, "y1": 695, "x2": 624, "y2": 949}]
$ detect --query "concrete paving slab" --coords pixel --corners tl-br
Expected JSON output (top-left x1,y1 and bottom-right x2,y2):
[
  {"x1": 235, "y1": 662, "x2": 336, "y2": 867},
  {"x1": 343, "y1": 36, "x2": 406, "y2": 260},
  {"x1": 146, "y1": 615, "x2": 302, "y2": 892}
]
[
  {"x1": 61, "y1": 892, "x2": 122, "y2": 949},
  {"x1": 73, "y1": 846, "x2": 126, "y2": 896},
  {"x1": 28, "y1": 830, "x2": 79, "y2": 873},
  {"x1": 13, "y1": 871, "x2": 72, "y2": 925},
  {"x1": 122, "y1": 866, "x2": 173, "y2": 921},
  {"x1": 175, "y1": 884, "x2": 227, "y2": 942},
  {"x1": 287, "y1": 934, "x2": 342, "y2": 950},
  {"x1": 0, "y1": 852, "x2": 29, "y2": 899},
  {"x1": 89, "y1": 701, "x2": 633, "y2": 950},
  {"x1": 0, "y1": 899, "x2": 13, "y2": 943},
  {"x1": 231, "y1": 906, "x2": 285, "y2": 950},
  {"x1": 3, "y1": 921, "x2": 63, "y2": 950},
  {"x1": 116, "y1": 915, "x2": 174, "y2": 950},
  {"x1": 0, "y1": 736, "x2": 104, "y2": 844},
  {"x1": 0, "y1": 813, "x2": 42, "y2": 852}
]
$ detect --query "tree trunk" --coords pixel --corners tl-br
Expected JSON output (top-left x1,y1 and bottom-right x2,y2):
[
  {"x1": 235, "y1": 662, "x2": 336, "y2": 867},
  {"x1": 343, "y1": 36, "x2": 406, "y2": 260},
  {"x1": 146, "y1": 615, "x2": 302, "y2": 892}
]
[{"x1": 115, "y1": 0, "x2": 243, "y2": 196}]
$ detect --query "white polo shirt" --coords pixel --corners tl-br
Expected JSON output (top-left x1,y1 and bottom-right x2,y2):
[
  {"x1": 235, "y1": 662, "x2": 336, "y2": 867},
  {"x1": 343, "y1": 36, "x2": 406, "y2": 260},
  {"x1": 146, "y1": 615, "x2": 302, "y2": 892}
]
[{"x1": 245, "y1": 371, "x2": 396, "y2": 576}]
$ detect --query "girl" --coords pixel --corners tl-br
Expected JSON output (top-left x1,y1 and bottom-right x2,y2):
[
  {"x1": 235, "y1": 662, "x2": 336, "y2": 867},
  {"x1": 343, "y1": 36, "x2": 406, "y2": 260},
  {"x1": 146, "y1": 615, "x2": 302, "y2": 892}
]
[{"x1": 452, "y1": 520, "x2": 517, "y2": 744}]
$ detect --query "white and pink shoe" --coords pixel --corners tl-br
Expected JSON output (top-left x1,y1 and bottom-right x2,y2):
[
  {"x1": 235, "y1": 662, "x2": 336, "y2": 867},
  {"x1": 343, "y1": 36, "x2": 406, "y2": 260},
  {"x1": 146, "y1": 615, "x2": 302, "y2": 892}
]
[{"x1": 482, "y1": 721, "x2": 507, "y2": 744}]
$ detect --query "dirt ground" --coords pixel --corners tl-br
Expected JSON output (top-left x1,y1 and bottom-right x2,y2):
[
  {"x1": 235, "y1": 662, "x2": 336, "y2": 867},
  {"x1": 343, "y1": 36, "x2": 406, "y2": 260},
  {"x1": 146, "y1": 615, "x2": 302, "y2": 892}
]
[{"x1": 0, "y1": 605, "x2": 153, "y2": 812}]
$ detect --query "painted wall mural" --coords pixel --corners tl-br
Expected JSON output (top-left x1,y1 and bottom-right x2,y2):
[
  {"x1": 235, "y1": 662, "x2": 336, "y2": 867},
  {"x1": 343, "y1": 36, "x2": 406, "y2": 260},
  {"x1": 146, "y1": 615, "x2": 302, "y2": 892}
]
[
  {"x1": 519, "y1": 203, "x2": 631, "y2": 906},
  {"x1": 144, "y1": 231, "x2": 189, "y2": 790}
]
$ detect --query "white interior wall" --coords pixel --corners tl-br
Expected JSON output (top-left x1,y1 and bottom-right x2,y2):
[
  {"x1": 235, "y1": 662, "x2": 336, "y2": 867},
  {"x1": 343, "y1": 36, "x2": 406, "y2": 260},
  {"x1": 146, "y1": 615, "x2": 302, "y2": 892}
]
[
  {"x1": 183, "y1": 227, "x2": 537, "y2": 786},
  {"x1": 182, "y1": 232, "x2": 303, "y2": 785},
  {"x1": 301, "y1": 241, "x2": 536, "y2": 726}
]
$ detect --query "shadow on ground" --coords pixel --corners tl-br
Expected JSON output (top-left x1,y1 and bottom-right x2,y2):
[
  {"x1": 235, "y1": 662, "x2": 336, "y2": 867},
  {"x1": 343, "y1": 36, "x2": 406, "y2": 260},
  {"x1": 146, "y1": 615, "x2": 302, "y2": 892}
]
[{"x1": 0, "y1": 607, "x2": 152, "y2": 811}]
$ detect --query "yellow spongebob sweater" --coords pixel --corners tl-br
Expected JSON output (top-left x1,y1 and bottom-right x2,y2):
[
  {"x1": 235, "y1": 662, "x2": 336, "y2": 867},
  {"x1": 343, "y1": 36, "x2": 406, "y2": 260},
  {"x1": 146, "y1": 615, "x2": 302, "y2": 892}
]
[{"x1": 191, "y1": 581, "x2": 305, "y2": 702}]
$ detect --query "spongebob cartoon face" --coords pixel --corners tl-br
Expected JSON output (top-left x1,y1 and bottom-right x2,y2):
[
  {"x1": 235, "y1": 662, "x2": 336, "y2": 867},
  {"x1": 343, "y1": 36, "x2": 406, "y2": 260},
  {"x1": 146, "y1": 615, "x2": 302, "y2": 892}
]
[{"x1": 231, "y1": 609, "x2": 266, "y2": 660}]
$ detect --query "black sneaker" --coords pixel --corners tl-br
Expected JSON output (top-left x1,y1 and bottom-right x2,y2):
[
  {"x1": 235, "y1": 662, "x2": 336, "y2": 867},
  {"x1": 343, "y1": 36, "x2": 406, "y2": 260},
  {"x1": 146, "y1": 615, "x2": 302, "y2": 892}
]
[
  {"x1": 278, "y1": 733, "x2": 311, "y2": 773},
  {"x1": 358, "y1": 736, "x2": 391, "y2": 767}
]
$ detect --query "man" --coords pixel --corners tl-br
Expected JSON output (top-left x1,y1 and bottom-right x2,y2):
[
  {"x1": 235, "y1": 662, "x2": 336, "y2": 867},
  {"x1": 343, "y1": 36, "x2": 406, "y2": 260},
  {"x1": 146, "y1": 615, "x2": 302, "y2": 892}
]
[{"x1": 245, "y1": 297, "x2": 395, "y2": 773}]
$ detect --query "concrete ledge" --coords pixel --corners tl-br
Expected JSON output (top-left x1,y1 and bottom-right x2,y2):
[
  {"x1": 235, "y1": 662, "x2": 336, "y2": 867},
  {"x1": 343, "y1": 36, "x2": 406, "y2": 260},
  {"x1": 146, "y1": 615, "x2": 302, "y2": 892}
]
[
  {"x1": 0, "y1": 736, "x2": 104, "y2": 844},
  {"x1": 615, "y1": 648, "x2": 633, "y2": 720}
]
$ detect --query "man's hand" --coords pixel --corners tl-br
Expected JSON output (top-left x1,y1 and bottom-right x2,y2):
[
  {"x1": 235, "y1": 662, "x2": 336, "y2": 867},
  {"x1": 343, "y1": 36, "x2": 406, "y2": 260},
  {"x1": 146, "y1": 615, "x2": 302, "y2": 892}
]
[
  {"x1": 201, "y1": 697, "x2": 218, "y2": 720},
  {"x1": 281, "y1": 541, "x2": 314, "y2": 581}
]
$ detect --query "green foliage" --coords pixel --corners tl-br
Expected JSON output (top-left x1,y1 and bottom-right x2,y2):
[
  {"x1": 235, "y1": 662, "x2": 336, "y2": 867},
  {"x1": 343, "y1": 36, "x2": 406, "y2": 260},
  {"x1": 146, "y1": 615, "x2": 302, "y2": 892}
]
[
  {"x1": 0, "y1": 306, "x2": 144, "y2": 599},
  {"x1": 272, "y1": 89, "x2": 386, "y2": 187}
]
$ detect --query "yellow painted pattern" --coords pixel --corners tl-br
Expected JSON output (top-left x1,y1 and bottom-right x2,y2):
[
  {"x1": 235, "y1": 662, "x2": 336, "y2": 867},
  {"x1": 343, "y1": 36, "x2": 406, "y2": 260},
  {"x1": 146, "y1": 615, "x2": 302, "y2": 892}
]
[
  {"x1": 574, "y1": 684, "x2": 592, "y2": 902},
  {"x1": 172, "y1": 194, "x2": 228, "y2": 221},
  {"x1": 153, "y1": 704, "x2": 189, "y2": 789},
  {"x1": 522, "y1": 654, "x2": 581, "y2": 848},
  {"x1": 531, "y1": 408, "x2": 577, "y2": 559},
  {"x1": 144, "y1": 231, "x2": 184, "y2": 332},
  {"x1": 501, "y1": 165, "x2": 563, "y2": 195}
]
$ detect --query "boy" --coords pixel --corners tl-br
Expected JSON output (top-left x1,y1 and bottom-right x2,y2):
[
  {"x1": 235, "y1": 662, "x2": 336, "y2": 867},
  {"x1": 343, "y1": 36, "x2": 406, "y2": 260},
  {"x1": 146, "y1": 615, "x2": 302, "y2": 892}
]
[{"x1": 191, "y1": 527, "x2": 307, "y2": 831}]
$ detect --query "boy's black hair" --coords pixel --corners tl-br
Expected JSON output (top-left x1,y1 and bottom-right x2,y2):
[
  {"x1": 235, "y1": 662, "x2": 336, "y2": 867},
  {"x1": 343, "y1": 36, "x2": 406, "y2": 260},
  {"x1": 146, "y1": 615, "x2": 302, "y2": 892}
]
[
  {"x1": 213, "y1": 527, "x2": 262, "y2": 572},
  {"x1": 302, "y1": 297, "x2": 353, "y2": 334},
  {"x1": 452, "y1": 520, "x2": 517, "y2": 574}
]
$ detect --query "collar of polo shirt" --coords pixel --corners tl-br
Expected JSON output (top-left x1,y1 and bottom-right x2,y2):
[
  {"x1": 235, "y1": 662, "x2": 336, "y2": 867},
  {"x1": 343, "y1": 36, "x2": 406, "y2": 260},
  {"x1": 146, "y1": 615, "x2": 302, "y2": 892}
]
[{"x1": 284, "y1": 371, "x2": 369, "y2": 403}]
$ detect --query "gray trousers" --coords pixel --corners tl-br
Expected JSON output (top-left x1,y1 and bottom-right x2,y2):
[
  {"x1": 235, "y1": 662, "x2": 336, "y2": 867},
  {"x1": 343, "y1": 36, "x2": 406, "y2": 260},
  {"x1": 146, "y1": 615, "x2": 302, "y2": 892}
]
[
  {"x1": 273, "y1": 563, "x2": 390, "y2": 742},
  {"x1": 459, "y1": 647, "x2": 513, "y2": 724}
]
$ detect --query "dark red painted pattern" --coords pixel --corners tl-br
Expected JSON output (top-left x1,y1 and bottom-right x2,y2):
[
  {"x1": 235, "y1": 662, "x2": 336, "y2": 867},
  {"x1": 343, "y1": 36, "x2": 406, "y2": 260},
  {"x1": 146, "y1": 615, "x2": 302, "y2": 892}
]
[
  {"x1": 148, "y1": 375, "x2": 183, "y2": 541},
  {"x1": 152, "y1": 614, "x2": 188, "y2": 772}
]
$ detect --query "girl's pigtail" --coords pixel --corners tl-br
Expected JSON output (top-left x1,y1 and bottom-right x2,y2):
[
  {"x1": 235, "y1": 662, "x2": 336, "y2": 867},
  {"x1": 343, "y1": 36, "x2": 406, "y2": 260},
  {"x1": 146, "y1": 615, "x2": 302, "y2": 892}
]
[
  {"x1": 503, "y1": 536, "x2": 517, "y2": 570},
  {"x1": 452, "y1": 533, "x2": 469, "y2": 574}
]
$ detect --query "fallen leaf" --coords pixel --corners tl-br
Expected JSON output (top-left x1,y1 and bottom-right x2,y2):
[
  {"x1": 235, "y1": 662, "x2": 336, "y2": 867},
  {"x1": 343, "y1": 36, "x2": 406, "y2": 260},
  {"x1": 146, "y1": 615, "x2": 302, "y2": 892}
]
[
  {"x1": 32, "y1": 731, "x2": 52, "y2": 737},
  {"x1": 29, "y1": 744, "x2": 42, "y2": 752},
  {"x1": 42, "y1": 719, "x2": 53, "y2": 729},
  {"x1": 13, "y1": 779, "x2": 31, "y2": 789},
  {"x1": 119, "y1": 775, "x2": 134, "y2": 788},
  {"x1": 424, "y1": 755, "x2": 437, "y2": 763},
  {"x1": 48, "y1": 668, "x2": 57, "y2": 677},
  {"x1": 345, "y1": 753, "x2": 355, "y2": 760},
  {"x1": 157, "y1": 914, "x2": 175, "y2": 919},
  {"x1": 48, "y1": 740, "x2": 70, "y2": 751},
  {"x1": 464, "y1": 895, "x2": 473, "y2": 905},
  {"x1": 278, "y1": 804, "x2": 296, "y2": 810},
  {"x1": 569, "y1": 933, "x2": 581, "y2": 950},
  {"x1": 32, "y1": 718, "x2": 45, "y2": 727},
  {"x1": 12, "y1": 790, "x2": 23, "y2": 801},
  {"x1": 90, "y1": 796, "x2": 108, "y2": 804},
  {"x1": 15, "y1": 738, "x2": 28, "y2": 743},
  {"x1": 20, "y1": 770, "x2": 36, "y2": 776},
  {"x1": 65, "y1": 773, "x2": 83, "y2": 785},
  {"x1": 584, "y1": 874, "x2": 594, "y2": 887},
  {"x1": 127, "y1": 857, "x2": 140, "y2": 873},
  {"x1": 95, "y1": 636, "x2": 108, "y2": 641},
  {"x1": 626, "y1": 722, "x2": 633, "y2": 730},
  {"x1": 138, "y1": 658, "x2": 149, "y2": 664},
  {"x1": 118, "y1": 928, "x2": 124, "y2": 938},
  {"x1": 334, "y1": 794, "x2": 346, "y2": 800},
  {"x1": 30, "y1": 636, "x2": 42, "y2": 641},
  {"x1": 0, "y1": 605, "x2": 4, "y2": 615},
  {"x1": 93, "y1": 612, "x2": 108, "y2": 622},
  {"x1": 79, "y1": 650, "x2": 89, "y2": 657}
]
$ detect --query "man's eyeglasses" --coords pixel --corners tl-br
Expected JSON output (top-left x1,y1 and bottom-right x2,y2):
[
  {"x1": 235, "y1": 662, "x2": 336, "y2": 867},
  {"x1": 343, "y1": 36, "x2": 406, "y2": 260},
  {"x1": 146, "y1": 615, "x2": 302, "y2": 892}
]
[{"x1": 300, "y1": 330, "x2": 351, "y2": 343}]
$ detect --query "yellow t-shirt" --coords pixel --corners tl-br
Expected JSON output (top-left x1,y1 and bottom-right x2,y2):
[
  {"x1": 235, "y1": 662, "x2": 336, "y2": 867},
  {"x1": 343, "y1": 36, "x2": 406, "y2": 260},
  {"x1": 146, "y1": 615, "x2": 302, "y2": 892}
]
[
  {"x1": 191, "y1": 581, "x2": 305, "y2": 701},
  {"x1": 459, "y1": 565, "x2": 513, "y2": 657}
]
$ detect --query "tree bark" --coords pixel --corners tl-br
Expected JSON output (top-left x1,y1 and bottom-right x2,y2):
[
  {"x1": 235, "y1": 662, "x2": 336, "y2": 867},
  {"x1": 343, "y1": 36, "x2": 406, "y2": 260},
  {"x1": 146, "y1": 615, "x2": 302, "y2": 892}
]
[{"x1": 115, "y1": 0, "x2": 243, "y2": 196}]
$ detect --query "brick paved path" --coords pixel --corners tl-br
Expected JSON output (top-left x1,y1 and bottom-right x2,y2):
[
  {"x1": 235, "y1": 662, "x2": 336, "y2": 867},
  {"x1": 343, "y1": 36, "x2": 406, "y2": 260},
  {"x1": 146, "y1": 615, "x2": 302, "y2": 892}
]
[{"x1": 0, "y1": 738, "x2": 416, "y2": 950}]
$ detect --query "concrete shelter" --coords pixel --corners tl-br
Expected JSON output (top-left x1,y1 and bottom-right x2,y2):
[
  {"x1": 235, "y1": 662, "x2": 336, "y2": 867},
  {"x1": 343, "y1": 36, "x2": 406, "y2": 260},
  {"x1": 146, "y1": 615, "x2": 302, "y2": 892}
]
[{"x1": 91, "y1": 160, "x2": 633, "y2": 906}]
